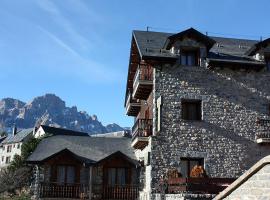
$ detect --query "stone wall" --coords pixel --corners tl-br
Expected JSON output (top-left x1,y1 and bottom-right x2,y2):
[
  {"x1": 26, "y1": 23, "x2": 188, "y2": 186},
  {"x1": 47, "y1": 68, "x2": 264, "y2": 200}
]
[
  {"x1": 223, "y1": 164, "x2": 270, "y2": 199},
  {"x1": 151, "y1": 63, "x2": 270, "y2": 190}
]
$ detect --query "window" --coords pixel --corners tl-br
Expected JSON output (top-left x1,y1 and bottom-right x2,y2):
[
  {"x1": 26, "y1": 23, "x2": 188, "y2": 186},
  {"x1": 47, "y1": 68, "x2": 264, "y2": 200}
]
[
  {"x1": 181, "y1": 100, "x2": 202, "y2": 120},
  {"x1": 56, "y1": 165, "x2": 75, "y2": 185},
  {"x1": 1, "y1": 156, "x2": 4, "y2": 162},
  {"x1": 180, "y1": 157, "x2": 204, "y2": 178},
  {"x1": 7, "y1": 145, "x2": 12, "y2": 153},
  {"x1": 107, "y1": 168, "x2": 127, "y2": 186},
  {"x1": 5, "y1": 156, "x2": 11, "y2": 164},
  {"x1": 17, "y1": 144, "x2": 20, "y2": 149},
  {"x1": 266, "y1": 59, "x2": 270, "y2": 71},
  {"x1": 180, "y1": 50, "x2": 199, "y2": 66}
]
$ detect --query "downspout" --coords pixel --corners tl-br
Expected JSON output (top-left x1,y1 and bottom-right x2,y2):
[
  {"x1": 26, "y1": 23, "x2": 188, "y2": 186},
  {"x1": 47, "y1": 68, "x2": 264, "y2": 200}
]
[{"x1": 89, "y1": 166, "x2": 93, "y2": 200}]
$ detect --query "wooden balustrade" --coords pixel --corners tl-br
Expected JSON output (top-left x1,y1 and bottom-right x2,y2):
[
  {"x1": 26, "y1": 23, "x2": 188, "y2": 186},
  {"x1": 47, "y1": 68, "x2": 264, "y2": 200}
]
[
  {"x1": 102, "y1": 185, "x2": 139, "y2": 200},
  {"x1": 166, "y1": 177, "x2": 235, "y2": 194},
  {"x1": 256, "y1": 119, "x2": 270, "y2": 143},
  {"x1": 39, "y1": 183, "x2": 138, "y2": 199},
  {"x1": 132, "y1": 119, "x2": 153, "y2": 140},
  {"x1": 132, "y1": 64, "x2": 153, "y2": 100},
  {"x1": 39, "y1": 182, "x2": 89, "y2": 199}
]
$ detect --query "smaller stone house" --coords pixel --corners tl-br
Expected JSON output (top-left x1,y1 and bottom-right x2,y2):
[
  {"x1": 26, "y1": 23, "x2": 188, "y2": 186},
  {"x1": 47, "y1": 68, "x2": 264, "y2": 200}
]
[
  {"x1": 0, "y1": 128, "x2": 33, "y2": 169},
  {"x1": 215, "y1": 155, "x2": 270, "y2": 200},
  {"x1": 27, "y1": 135, "x2": 140, "y2": 200}
]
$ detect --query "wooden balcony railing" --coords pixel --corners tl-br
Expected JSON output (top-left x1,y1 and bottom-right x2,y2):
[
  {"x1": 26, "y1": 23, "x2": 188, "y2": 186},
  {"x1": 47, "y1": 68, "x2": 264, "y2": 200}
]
[
  {"x1": 125, "y1": 91, "x2": 141, "y2": 116},
  {"x1": 132, "y1": 119, "x2": 153, "y2": 140},
  {"x1": 256, "y1": 119, "x2": 270, "y2": 143},
  {"x1": 131, "y1": 119, "x2": 152, "y2": 149},
  {"x1": 166, "y1": 178, "x2": 235, "y2": 194},
  {"x1": 132, "y1": 64, "x2": 153, "y2": 100},
  {"x1": 102, "y1": 184, "x2": 139, "y2": 200},
  {"x1": 39, "y1": 182, "x2": 89, "y2": 199}
]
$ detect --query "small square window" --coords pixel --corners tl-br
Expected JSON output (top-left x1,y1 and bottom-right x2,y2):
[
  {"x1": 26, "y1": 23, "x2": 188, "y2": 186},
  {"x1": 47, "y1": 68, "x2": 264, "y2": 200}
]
[{"x1": 181, "y1": 99, "x2": 202, "y2": 120}]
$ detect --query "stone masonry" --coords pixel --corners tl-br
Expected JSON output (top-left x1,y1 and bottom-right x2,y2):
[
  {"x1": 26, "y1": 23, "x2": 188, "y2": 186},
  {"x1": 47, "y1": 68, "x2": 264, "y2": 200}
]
[{"x1": 151, "y1": 63, "x2": 270, "y2": 192}]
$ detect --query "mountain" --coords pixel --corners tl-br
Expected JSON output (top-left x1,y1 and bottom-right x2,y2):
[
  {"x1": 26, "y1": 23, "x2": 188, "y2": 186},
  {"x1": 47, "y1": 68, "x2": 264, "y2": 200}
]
[{"x1": 0, "y1": 94, "x2": 125, "y2": 134}]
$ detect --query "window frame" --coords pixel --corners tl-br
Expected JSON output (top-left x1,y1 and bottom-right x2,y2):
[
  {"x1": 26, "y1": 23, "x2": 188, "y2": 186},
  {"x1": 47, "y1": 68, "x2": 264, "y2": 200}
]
[
  {"x1": 181, "y1": 99, "x2": 202, "y2": 121},
  {"x1": 5, "y1": 156, "x2": 11, "y2": 164},
  {"x1": 107, "y1": 167, "x2": 128, "y2": 186},
  {"x1": 180, "y1": 157, "x2": 204, "y2": 178},
  {"x1": 55, "y1": 165, "x2": 76, "y2": 185},
  {"x1": 180, "y1": 49, "x2": 199, "y2": 66},
  {"x1": 7, "y1": 145, "x2": 12, "y2": 153},
  {"x1": 266, "y1": 59, "x2": 270, "y2": 71}
]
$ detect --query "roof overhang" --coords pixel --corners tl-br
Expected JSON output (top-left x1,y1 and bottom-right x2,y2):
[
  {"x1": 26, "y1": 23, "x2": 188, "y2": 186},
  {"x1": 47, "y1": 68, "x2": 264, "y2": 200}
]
[
  {"x1": 96, "y1": 151, "x2": 140, "y2": 167},
  {"x1": 245, "y1": 38, "x2": 270, "y2": 56},
  {"x1": 207, "y1": 58, "x2": 265, "y2": 70},
  {"x1": 26, "y1": 148, "x2": 95, "y2": 166}
]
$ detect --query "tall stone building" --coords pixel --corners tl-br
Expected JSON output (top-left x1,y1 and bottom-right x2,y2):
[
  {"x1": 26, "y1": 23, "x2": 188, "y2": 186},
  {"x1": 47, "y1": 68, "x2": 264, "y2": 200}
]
[{"x1": 124, "y1": 27, "x2": 270, "y2": 199}]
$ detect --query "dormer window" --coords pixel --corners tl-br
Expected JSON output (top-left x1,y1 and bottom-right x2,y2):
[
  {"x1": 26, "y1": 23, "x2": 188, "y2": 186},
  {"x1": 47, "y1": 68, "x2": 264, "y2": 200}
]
[{"x1": 180, "y1": 49, "x2": 199, "y2": 66}]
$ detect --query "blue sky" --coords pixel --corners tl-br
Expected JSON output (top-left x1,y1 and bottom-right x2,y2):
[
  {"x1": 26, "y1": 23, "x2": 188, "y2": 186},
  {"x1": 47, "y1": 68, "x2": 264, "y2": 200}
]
[{"x1": 0, "y1": 0, "x2": 269, "y2": 127}]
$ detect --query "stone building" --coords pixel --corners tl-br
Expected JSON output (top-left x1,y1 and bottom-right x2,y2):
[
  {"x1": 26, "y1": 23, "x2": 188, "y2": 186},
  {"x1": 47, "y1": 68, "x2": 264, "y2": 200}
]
[{"x1": 124, "y1": 27, "x2": 270, "y2": 199}]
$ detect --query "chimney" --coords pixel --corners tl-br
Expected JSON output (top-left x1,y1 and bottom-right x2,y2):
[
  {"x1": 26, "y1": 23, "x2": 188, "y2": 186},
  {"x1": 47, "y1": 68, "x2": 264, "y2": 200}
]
[{"x1": 12, "y1": 124, "x2": 17, "y2": 136}]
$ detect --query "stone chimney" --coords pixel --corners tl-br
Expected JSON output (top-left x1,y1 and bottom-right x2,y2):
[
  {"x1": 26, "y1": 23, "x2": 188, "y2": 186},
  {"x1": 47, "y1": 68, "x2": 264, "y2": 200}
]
[{"x1": 12, "y1": 124, "x2": 17, "y2": 136}]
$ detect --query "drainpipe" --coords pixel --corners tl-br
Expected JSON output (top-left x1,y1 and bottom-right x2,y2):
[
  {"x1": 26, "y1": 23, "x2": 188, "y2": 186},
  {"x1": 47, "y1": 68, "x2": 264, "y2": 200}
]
[{"x1": 89, "y1": 166, "x2": 93, "y2": 200}]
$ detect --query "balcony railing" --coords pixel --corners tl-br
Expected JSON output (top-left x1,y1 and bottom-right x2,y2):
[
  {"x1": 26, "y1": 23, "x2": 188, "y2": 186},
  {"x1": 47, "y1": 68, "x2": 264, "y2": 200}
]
[
  {"x1": 166, "y1": 177, "x2": 235, "y2": 194},
  {"x1": 103, "y1": 184, "x2": 139, "y2": 200},
  {"x1": 39, "y1": 183, "x2": 139, "y2": 200},
  {"x1": 125, "y1": 91, "x2": 141, "y2": 116},
  {"x1": 132, "y1": 64, "x2": 153, "y2": 100},
  {"x1": 131, "y1": 119, "x2": 152, "y2": 149},
  {"x1": 39, "y1": 182, "x2": 89, "y2": 199},
  {"x1": 256, "y1": 119, "x2": 270, "y2": 143}
]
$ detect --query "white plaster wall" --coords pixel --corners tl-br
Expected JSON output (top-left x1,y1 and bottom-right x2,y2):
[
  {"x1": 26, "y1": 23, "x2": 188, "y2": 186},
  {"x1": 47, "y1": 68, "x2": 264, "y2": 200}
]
[
  {"x1": 136, "y1": 138, "x2": 152, "y2": 200},
  {"x1": 33, "y1": 127, "x2": 46, "y2": 138},
  {"x1": 0, "y1": 142, "x2": 22, "y2": 168}
]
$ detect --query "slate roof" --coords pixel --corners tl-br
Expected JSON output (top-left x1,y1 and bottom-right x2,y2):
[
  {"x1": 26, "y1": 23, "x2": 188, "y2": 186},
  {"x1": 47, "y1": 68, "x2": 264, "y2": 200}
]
[
  {"x1": 2, "y1": 128, "x2": 33, "y2": 144},
  {"x1": 132, "y1": 29, "x2": 263, "y2": 65},
  {"x1": 0, "y1": 136, "x2": 7, "y2": 146},
  {"x1": 40, "y1": 125, "x2": 89, "y2": 136},
  {"x1": 27, "y1": 135, "x2": 137, "y2": 165}
]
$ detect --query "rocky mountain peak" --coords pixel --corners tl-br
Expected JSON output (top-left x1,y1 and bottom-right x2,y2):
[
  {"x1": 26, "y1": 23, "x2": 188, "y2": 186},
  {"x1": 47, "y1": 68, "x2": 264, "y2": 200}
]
[{"x1": 0, "y1": 94, "x2": 125, "y2": 134}]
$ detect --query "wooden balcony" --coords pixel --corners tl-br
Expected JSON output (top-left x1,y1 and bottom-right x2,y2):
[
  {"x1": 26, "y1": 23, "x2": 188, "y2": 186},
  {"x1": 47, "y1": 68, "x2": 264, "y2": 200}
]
[
  {"x1": 39, "y1": 183, "x2": 139, "y2": 200},
  {"x1": 256, "y1": 119, "x2": 270, "y2": 144},
  {"x1": 125, "y1": 91, "x2": 141, "y2": 116},
  {"x1": 166, "y1": 177, "x2": 235, "y2": 194},
  {"x1": 131, "y1": 119, "x2": 152, "y2": 149},
  {"x1": 39, "y1": 182, "x2": 89, "y2": 199},
  {"x1": 132, "y1": 64, "x2": 153, "y2": 100},
  {"x1": 102, "y1": 184, "x2": 139, "y2": 200}
]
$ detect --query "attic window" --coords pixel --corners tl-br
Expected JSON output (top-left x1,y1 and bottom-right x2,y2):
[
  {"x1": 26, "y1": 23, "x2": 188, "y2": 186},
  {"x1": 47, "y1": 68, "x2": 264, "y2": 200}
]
[{"x1": 180, "y1": 49, "x2": 199, "y2": 66}]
